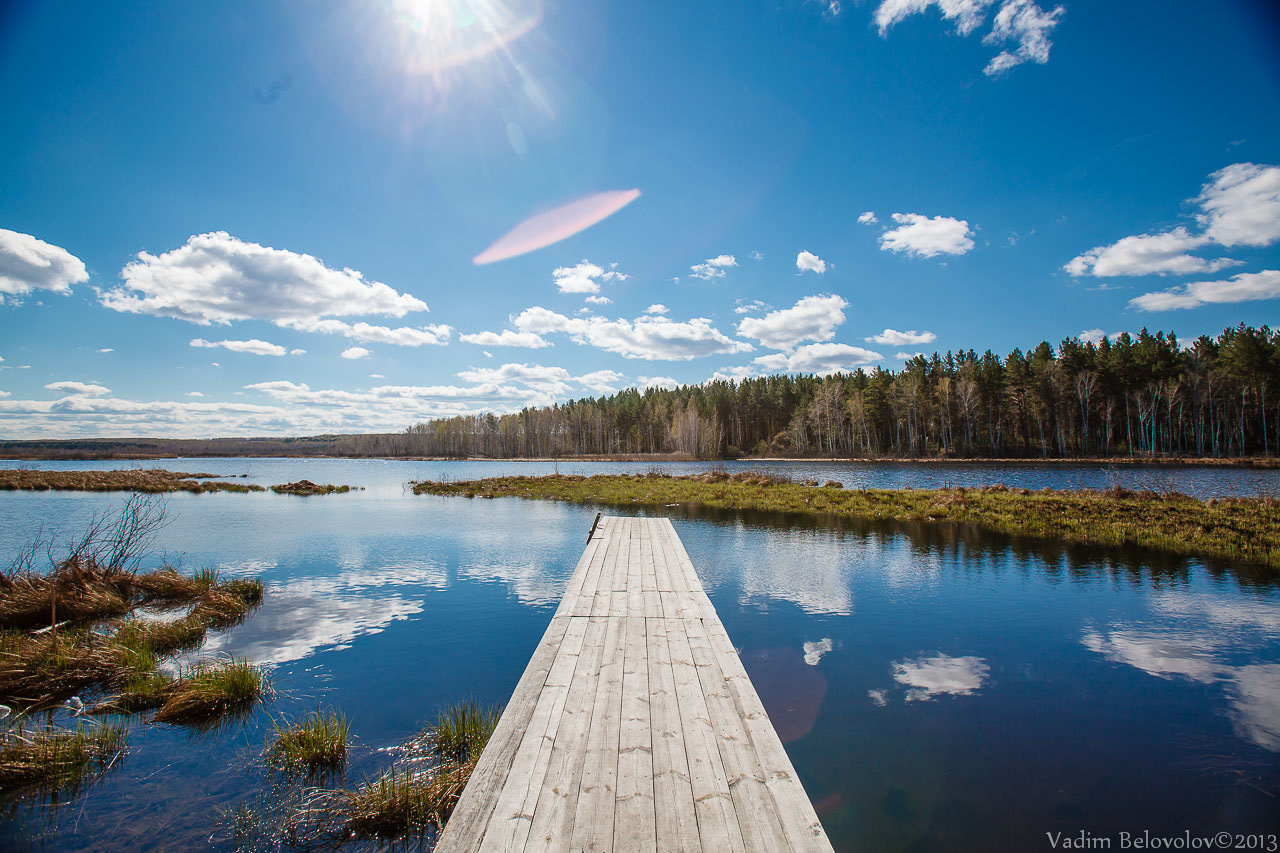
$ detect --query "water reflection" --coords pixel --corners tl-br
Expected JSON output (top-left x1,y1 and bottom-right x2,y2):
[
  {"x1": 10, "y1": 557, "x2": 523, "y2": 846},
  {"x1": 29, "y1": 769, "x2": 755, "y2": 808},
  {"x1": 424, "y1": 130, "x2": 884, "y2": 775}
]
[
  {"x1": 803, "y1": 638, "x2": 834, "y2": 666},
  {"x1": 198, "y1": 563, "x2": 447, "y2": 665},
  {"x1": 889, "y1": 653, "x2": 991, "y2": 702}
]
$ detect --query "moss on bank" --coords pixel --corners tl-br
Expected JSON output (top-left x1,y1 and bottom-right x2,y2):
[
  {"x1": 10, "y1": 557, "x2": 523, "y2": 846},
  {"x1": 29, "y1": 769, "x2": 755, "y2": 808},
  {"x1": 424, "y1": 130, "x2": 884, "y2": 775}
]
[{"x1": 413, "y1": 472, "x2": 1280, "y2": 571}]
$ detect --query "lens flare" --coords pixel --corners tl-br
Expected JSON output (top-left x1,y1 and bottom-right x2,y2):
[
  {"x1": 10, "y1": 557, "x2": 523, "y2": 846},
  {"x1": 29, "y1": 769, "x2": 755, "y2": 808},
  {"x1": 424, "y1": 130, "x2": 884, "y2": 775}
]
[
  {"x1": 385, "y1": 0, "x2": 542, "y2": 75},
  {"x1": 473, "y1": 188, "x2": 641, "y2": 264}
]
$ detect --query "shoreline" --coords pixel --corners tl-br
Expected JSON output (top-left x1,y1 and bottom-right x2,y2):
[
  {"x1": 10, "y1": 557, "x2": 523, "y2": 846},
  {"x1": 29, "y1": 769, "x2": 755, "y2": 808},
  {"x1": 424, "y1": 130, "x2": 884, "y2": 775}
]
[{"x1": 1, "y1": 452, "x2": 1277, "y2": 468}]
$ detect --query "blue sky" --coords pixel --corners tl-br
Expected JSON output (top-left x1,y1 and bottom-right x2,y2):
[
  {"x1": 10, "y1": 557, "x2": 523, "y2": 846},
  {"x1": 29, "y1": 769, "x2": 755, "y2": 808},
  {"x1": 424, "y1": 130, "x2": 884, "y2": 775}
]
[{"x1": 1, "y1": 0, "x2": 1278, "y2": 438}]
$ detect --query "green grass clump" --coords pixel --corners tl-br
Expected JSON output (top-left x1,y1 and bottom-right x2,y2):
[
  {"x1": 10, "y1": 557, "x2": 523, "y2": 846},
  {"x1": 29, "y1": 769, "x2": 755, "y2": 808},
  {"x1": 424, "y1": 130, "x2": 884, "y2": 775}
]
[
  {"x1": 433, "y1": 701, "x2": 501, "y2": 764},
  {"x1": 101, "y1": 669, "x2": 176, "y2": 713},
  {"x1": 0, "y1": 719, "x2": 127, "y2": 795},
  {"x1": 413, "y1": 473, "x2": 1280, "y2": 572},
  {"x1": 340, "y1": 766, "x2": 467, "y2": 839},
  {"x1": 267, "y1": 710, "x2": 350, "y2": 773},
  {"x1": 269, "y1": 480, "x2": 351, "y2": 496},
  {"x1": 152, "y1": 658, "x2": 269, "y2": 724}
]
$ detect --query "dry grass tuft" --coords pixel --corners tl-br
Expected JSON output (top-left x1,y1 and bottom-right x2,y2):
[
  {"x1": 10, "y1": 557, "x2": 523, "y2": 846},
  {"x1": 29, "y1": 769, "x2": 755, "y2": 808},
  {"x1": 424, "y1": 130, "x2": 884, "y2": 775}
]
[
  {"x1": 0, "y1": 718, "x2": 127, "y2": 795},
  {"x1": 151, "y1": 658, "x2": 269, "y2": 724}
]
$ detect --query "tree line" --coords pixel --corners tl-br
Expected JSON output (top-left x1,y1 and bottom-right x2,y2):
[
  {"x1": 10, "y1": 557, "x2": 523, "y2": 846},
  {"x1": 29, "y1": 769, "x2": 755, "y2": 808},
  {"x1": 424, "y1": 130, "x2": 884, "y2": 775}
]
[{"x1": 377, "y1": 323, "x2": 1279, "y2": 459}]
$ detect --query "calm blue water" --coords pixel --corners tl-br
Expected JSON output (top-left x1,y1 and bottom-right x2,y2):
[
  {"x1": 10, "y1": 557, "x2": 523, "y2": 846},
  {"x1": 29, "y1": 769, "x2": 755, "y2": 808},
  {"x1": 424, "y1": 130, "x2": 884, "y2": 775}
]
[{"x1": 1, "y1": 460, "x2": 1277, "y2": 851}]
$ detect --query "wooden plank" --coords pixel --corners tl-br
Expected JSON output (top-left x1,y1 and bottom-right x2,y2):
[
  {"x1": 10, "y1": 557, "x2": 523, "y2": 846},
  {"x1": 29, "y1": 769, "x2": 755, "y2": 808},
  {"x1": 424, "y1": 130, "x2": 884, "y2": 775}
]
[
  {"x1": 569, "y1": 601, "x2": 627, "y2": 852},
  {"x1": 663, "y1": 615, "x2": 746, "y2": 852},
  {"x1": 614, "y1": 615, "x2": 656, "y2": 853},
  {"x1": 647, "y1": 615, "x2": 703, "y2": 853},
  {"x1": 525, "y1": 616, "x2": 608, "y2": 852}
]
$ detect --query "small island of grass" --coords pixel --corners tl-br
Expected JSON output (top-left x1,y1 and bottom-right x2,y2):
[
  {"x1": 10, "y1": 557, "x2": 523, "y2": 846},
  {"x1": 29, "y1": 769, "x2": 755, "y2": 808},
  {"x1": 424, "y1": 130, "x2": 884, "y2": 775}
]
[{"x1": 413, "y1": 471, "x2": 1280, "y2": 572}]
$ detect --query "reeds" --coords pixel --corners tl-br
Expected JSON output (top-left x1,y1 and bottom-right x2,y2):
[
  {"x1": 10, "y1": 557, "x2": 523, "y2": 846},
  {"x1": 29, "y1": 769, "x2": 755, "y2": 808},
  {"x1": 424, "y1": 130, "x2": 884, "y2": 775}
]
[
  {"x1": 0, "y1": 718, "x2": 127, "y2": 795},
  {"x1": 267, "y1": 710, "x2": 350, "y2": 773},
  {"x1": 151, "y1": 658, "x2": 269, "y2": 724},
  {"x1": 432, "y1": 701, "x2": 501, "y2": 764}
]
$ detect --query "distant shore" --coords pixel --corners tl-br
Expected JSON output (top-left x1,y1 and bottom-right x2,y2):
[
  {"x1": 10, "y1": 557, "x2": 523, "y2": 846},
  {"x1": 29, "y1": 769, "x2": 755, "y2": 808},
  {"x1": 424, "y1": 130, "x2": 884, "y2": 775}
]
[{"x1": 1, "y1": 447, "x2": 1277, "y2": 468}]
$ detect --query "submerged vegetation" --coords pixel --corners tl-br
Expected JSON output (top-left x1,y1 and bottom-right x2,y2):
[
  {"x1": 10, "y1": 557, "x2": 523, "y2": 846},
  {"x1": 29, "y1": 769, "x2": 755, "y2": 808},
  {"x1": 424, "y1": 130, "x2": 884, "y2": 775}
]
[
  {"x1": 414, "y1": 472, "x2": 1280, "y2": 571},
  {"x1": 230, "y1": 700, "x2": 502, "y2": 848},
  {"x1": 0, "y1": 718, "x2": 127, "y2": 797},
  {"x1": 267, "y1": 710, "x2": 350, "y2": 775}
]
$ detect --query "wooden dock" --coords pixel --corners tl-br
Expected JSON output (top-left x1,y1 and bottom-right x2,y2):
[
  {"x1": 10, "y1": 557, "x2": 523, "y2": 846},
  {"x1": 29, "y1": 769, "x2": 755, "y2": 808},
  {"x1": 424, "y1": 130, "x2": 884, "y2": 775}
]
[{"x1": 436, "y1": 516, "x2": 835, "y2": 852}]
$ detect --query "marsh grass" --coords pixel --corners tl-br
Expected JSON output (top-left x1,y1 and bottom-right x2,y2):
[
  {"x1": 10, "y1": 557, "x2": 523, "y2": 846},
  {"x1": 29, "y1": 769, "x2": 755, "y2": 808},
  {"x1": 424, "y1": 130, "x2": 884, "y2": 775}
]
[
  {"x1": 0, "y1": 718, "x2": 127, "y2": 796},
  {"x1": 269, "y1": 480, "x2": 351, "y2": 496},
  {"x1": 432, "y1": 701, "x2": 500, "y2": 764},
  {"x1": 0, "y1": 468, "x2": 265, "y2": 494},
  {"x1": 151, "y1": 658, "x2": 269, "y2": 725},
  {"x1": 414, "y1": 473, "x2": 1280, "y2": 571},
  {"x1": 267, "y1": 710, "x2": 350, "y2": 774}
]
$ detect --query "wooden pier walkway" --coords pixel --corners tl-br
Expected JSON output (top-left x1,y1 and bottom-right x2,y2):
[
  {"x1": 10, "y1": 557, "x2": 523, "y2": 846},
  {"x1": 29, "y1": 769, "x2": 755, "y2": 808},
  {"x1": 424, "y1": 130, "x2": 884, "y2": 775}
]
[{"x1": 436, "y1": 515, "x2": 835, "y2": 853}]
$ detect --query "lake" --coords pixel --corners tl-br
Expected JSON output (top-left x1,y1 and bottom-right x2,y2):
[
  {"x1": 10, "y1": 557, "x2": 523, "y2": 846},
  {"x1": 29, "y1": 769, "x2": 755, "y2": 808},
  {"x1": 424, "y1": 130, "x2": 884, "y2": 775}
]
[{"x1": 1, "y1": 459, "x2": 1278, "y2": 851}]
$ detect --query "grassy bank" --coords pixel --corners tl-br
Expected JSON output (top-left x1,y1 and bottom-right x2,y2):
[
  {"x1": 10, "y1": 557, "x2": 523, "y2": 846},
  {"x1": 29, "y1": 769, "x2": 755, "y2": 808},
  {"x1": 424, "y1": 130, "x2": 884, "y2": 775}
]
[
  {"x1": 0, "y1": 469, "x2": 263, "y2": 493},
  {"x1": 413, "y1": 472, "x2": 1280, "y2": 571},
  {"x1": 0, "y1": 469, "x2": 355, "y2": 495}
]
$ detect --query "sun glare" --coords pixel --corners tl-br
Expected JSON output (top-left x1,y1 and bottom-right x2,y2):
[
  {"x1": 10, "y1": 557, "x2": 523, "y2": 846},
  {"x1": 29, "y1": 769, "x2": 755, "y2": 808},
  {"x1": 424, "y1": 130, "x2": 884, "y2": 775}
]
[{"x1": 383, "y1": 0, "x2": 542, "y2": 76}]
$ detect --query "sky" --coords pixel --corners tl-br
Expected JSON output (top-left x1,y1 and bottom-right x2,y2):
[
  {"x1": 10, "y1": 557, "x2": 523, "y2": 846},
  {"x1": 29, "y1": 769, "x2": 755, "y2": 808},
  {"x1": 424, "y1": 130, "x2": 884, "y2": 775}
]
[{"x1": 1, "y1": 0, "x2": 1279, "y2": 438}]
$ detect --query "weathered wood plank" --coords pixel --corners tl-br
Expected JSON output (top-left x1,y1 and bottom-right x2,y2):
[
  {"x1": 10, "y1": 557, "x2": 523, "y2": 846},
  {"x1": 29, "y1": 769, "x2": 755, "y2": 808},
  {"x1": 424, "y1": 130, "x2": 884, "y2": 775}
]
[
  {"x1": 569, "y1": 601, "x2": 627, "y2": 851},
  {"x1": 648, "y1": 615, "x2": 703, "y2": 853},
  {"x1": 614, "y1": 615, "x2": 657, "y2": 853}
]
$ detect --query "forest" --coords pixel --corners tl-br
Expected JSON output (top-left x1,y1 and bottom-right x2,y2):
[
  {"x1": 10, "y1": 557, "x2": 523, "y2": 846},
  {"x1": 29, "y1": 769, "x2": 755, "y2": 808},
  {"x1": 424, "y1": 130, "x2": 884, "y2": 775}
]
[
  {"x1": 3, "y1": 324, "x2": 1276, "y2": 462},
  {"x1": 378, "y1": 323, "x2": 1280, "y2": 460}
]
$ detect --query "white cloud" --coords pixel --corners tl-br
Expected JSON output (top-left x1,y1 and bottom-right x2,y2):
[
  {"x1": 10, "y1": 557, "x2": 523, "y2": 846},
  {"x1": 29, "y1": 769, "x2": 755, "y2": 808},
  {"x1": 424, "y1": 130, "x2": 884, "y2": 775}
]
[
  {"x1": 186, "y1": 391, "x2": 204, "y2": 397},
  {"x1": 734, "y1": 299, "x2": 769, "y2": 315},
  {"x1": 706, "y1": 365, "x2": 759, "y2": 383},
  {"x1": 284, "y1": 319, "x2": 451, "y2": 347},
  {"x1": 1195, "y1": 163, "x2": 1280, "y2": 247},
  {"x1": 577, "y1": 370, "x2": 624, "y2": 395},
  {"x1": 892, "y1": 653, "x2": 990, "y2": 701},
  {"x1": 97, "y1": 348, "x2": 114, "y2": 353},
  {"x1": 458, "y1": 330, "x2": 551, "y2": 348},
  {"x1": 895, "y1": 351, "x2": 925, "y2": 360},
  {"x1": 189, "y1": 337, "x2": 288, "y2": 357},
  {"x1": 1077, "y1": 329, "x2": 1127, "y2": 345},
  {"x1": 638, "y1": 376, "x2": 680, "y2": 390},
  {"x1": 753, "y1": 342, "x2": 882, "y2": 375},
  {"x1": 551, "y1": 260, "x2": 628, "y2": 294},
  {"x1": 1064, "y1": 227, "x2": 1238, "y2": 278},
  {"x1": 645, "y1": 304, "x2": 669, "y2": 315},
  {"x1": 369, "y1": 374, "x2": 384, "y2": 379},
  {"x1": 45, "y1": 381, "x2": 112, "y2": 397},
  {"x1": 289, "y1": 348, "x2": 306, "y2": 355},
  {"x1": 341, "y1": 347, "x2": 371, "y2": 359},
  {"x1": 879, "y1": 213, "x2": 974, "y2": 257},
  {"x1": 585, "y1": 295, "x2": 612, "y2": 305},
  {"x1": 982, "y1": 0, "x2": 1065, "y2": 76},
  {"x1": 857, "y1": 211, "x2": 879, "y2": 225},
  {"x1": 101, "y1": 231, "x2": 427, "y2": 325},
  {"x1": 1129, "y1": 269, "x2": 1280, "y2": 311},
  {"x1": 553, "y1": 260, "x2": 602, "y2": 294},
  {"x1": 689, "y1": 254, "x2": 738, "y2": 280},
  {"x1": 513, "y1": 306, "x2": 752, "y2": 361},
  {"x1": 737, "y1": 294, "x2": 848, "y2": 351},
  {"x1": 1066, "y1": 164, "x2": 1280, "y2": 279},
  {"x1": 874, "y1": 0, "x2": 994, "y2": 36},
  {"x1": 866, "y1": 328, "x2": 937, "y2": 346},
  {"x1": 0, "y1": 229, "x2": 89, "y2": 303},
  {"x1": 749, "y1": 250, "x2": 764, "y2": 260},
  {"x1": 796, "y1": 250, "x2": 828, "y2": 274}
]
